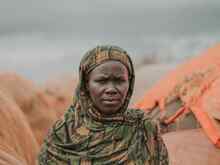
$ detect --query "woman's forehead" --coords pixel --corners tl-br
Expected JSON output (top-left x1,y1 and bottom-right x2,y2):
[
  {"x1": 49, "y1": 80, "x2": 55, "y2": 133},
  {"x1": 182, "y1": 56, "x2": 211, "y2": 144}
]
[{"x1": 89, "y1": 61, "x2": 129, "y2": 76}]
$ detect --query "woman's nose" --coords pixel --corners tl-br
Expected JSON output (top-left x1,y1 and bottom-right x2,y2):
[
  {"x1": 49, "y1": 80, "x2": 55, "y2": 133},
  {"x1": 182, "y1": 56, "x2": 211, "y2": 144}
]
[{"x1": 105, "y1": 83, "x2": 118, "y2": 95}]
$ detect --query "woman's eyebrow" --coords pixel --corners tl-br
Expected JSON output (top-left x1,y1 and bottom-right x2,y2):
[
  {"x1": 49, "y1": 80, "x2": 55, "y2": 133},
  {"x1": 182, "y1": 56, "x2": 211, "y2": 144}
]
[
  {"x1": 95, "y1": 74, "x2": 109, "y2": 78},
  {"x1": 114, "y1": 74, "x2": 127, "y2": 78}
]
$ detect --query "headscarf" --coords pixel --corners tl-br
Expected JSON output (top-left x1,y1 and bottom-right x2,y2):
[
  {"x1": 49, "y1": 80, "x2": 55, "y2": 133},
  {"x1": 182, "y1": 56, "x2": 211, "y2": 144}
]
[{"x1": 38, "y1": 45, "x2": 169, "y2": 165}]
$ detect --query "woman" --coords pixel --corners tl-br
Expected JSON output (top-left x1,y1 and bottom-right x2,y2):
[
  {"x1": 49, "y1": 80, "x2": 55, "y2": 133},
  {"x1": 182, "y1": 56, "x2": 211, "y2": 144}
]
[{"x1": 38, "y1": 45, "x2": 169, "y2": 165}]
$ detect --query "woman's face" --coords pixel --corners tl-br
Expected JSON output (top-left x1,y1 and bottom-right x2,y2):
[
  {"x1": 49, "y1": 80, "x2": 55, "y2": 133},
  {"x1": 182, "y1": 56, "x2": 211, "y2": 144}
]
[{"x1": 87, "y1": 61, "x2": 130, "y2": 116}]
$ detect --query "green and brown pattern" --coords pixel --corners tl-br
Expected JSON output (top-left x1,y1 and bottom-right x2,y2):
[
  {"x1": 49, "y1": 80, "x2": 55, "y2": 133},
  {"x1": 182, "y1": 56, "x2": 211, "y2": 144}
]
[{"x1": 38, "y1": 45, "x2": 169, "y2": 165}]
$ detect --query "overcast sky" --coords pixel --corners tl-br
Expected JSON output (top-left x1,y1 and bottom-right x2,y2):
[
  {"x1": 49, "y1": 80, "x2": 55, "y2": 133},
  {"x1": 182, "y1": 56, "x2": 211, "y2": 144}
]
[
  {"x1": 1, "y1": 0, "x2": 220, "y2": 35},
  {"x1": 0, "y1": 0, "x2": 219, "y2": 82}
]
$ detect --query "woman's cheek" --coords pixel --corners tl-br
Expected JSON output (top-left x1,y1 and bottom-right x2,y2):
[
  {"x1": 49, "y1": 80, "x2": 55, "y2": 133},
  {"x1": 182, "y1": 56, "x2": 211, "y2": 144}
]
[
  {"x1": 119, "y1": 83, "x2": 129, "y2": 95},
  {"x1": 91, "y1": 83, "x2": 103, "y2": 97}
]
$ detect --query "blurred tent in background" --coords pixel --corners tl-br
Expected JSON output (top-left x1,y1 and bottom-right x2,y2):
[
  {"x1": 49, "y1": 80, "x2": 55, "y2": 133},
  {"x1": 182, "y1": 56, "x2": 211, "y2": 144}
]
[
  {"x1": 131, "y1": 63, "x2": 177, "y2": 104},
  {"x1": 163, "y1": 129, "x2": 220, "y2": 165},
  {"x1": 0, "y1": 72, "x2": 77, "y2": 145},
  {"x1": 0, "y1": 73, "x2": 76, "y2": 164},
  {"x1": 0, "y1": 90, "x2": 39, "y2": 165}
]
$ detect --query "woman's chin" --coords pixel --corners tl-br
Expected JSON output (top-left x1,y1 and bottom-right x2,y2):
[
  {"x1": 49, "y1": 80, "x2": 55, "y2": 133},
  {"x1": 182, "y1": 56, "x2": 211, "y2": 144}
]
[{"x1": 98, "y1": 106, "x2": 122, "y2": 116}]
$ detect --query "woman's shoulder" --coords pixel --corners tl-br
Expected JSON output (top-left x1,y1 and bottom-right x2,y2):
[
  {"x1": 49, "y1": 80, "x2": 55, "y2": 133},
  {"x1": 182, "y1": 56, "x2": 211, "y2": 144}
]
[
  {"x1": 126, "y1": 108, "x2": 145, "y2": 118},
  {"x1": 126, "y1": 108, "x2": 158, "y2": 134},
  {"x1": 126, "y1": 108, "x2": 155, "y2": 120},
  {"x1": 44, "y1": 105, "x2": 75, "y2": 144}
]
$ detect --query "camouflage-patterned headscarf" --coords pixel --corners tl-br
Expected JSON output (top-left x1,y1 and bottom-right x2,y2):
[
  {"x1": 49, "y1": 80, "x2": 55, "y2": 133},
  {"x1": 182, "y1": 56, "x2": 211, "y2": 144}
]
[{"x1": 38, "y1": 45, "x2": 169, "y2": 165}]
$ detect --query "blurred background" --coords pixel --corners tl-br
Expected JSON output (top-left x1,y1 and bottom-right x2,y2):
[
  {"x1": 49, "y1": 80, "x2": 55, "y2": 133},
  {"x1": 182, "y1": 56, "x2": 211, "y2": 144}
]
[{"x1": 0, "y1": 0, "x2": 220, "y2": 82}]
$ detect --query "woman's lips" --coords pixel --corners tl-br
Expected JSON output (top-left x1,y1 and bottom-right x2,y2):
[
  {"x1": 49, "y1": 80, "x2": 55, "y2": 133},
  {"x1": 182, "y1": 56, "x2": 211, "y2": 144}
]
[{"x1": 102, "y1": 99, "x2": 120, "y2": 105}]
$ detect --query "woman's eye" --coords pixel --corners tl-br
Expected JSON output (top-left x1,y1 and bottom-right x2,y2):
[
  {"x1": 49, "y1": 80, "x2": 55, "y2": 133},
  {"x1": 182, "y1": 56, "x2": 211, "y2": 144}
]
[
  {"x1": 115, "y1": 79, "x2": 125, "y2": 83},
  {"x1": 96, "y1": 79, "x2": 107, "y2": 83}
]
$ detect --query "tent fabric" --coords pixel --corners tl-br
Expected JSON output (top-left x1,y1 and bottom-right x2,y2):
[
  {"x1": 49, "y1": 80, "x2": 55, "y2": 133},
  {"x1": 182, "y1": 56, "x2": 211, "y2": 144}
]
[
  {"x1": 134, "y1": 44, "x2": 220, "y2": 148},
  {"x1": 162, "y1": 129, "x2": 220, "y2": 165},
  {"x1": 0, "y1": 90, "x2": 39, "y2": 165}
]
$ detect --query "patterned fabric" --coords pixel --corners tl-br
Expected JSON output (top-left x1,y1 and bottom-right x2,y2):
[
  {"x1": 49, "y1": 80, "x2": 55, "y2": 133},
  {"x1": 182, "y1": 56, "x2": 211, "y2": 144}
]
[{"x1": 38, "y1": 45, "x2": 169, "y2": 165}]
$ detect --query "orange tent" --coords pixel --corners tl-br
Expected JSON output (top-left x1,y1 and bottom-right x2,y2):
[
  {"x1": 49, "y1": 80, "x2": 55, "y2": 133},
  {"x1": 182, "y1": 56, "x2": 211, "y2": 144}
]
[
  {"x1": 134, "y1": 44, "x2": 220, "y2": 148},
  {"x1": 0, "y1": 73, "x2": 58, "y2": 145},
  {"x1": 0, "y1": 90, "x2": 39, "y2": 165},
  {"x1": 163, "y1": 129, "x2": 220, "y2": 165}
]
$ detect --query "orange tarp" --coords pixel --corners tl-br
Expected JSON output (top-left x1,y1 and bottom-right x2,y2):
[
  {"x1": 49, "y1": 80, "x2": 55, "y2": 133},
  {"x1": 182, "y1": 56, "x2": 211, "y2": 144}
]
[{"x1": 134, "y1": 44, "x2": 220, "y2": 148}]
